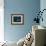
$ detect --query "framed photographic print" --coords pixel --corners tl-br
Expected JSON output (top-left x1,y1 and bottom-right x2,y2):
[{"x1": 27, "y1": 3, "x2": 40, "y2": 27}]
[{"x1": 11, "y1": 14, "x2": 24, "y2": 25}]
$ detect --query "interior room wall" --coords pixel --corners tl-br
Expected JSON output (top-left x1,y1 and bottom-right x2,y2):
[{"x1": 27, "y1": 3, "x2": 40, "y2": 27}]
[
  {"x1": 40, "y1": 0, "x2": 46, "y2": 27},
  {"x1": 4, "y1": 0, "x2": 40, "y2": 42}
]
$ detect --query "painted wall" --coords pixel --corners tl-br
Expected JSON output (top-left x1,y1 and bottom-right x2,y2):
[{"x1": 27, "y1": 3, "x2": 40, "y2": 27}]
[
  {"x1": 4, "y1": 0, "x2": 40, "y2": 42},
  {"x1": 40, "y1": 0, "x2": 46, "y2": 26}
]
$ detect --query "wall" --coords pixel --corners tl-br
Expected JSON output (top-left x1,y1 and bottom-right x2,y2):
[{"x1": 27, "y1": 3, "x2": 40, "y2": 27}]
[
  {"x1": 40, "y1": 0, "x2": 46, "y2": 26},
  {"x1": 4, "y1": 0, "x2": 40, "y2": 42}
]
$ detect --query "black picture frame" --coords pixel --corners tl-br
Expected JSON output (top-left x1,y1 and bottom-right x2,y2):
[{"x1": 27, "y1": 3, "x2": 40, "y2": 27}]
[{"x1": 11, "y1": 14, "x2": 24, "y2": 25}]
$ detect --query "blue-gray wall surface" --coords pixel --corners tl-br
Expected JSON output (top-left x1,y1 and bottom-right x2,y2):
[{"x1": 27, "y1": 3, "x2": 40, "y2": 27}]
[
  {"x1": 4, "y1": 0, "x2": 40, "y2": 42},
  {"x1": 40, "y1": 0, "x2": 46, "y2": 27}
]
